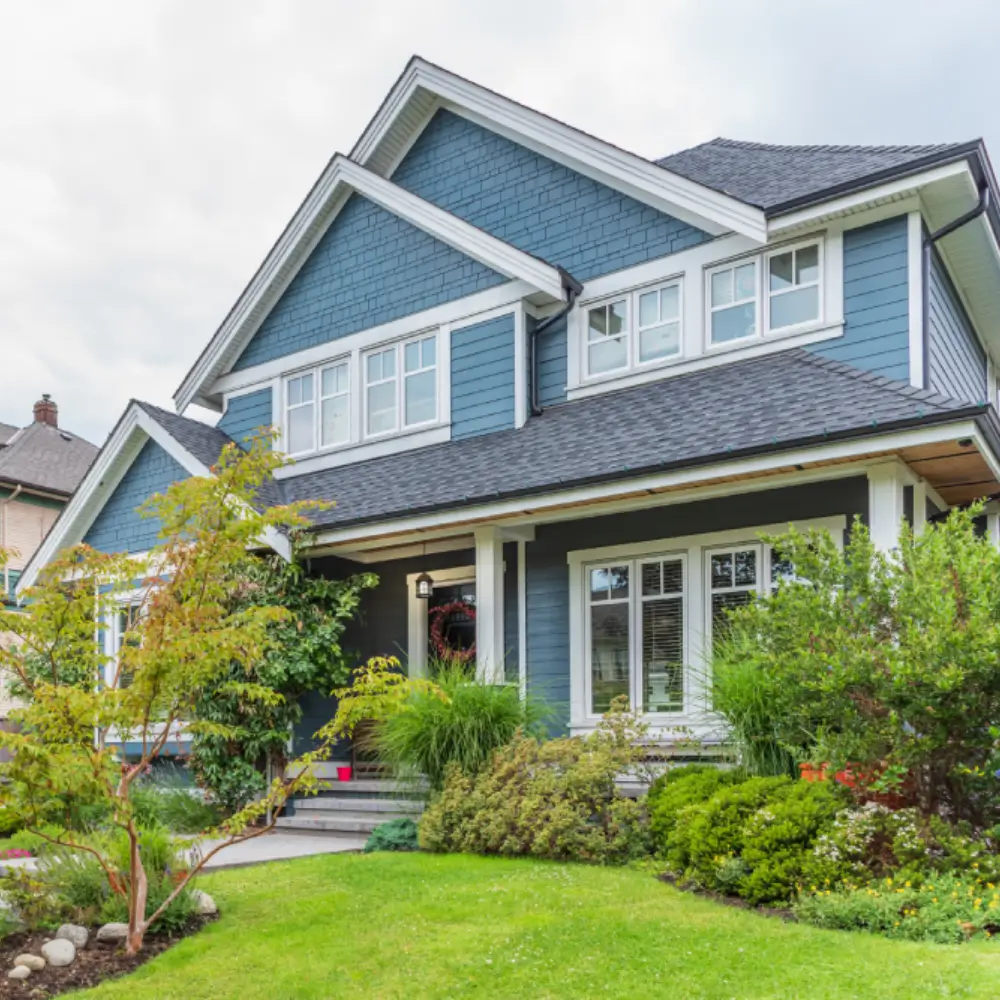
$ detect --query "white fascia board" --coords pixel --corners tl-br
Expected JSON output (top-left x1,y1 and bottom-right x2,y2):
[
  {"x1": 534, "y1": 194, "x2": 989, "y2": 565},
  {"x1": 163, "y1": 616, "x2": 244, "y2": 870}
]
[
  {"x1": 174, "y1": 156, "x2": 570, "y2": 415},
  {"x1": 351, "y1": 58, "x2": 767, "y2": 244},
  {"x1": 306, "y1": 419, "x2": 983, "y2": 551}
]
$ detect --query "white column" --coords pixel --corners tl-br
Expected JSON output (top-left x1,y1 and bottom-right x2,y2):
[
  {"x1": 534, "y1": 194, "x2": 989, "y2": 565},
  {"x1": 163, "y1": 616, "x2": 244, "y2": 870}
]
[
  {"x1": 912, "y1": 480, "x2": 928, "y2": 536},
  {"x1": 867, "y1": 462, "x2": 907, "y2": 550},
  {"x1": 474, "y1": 527, "x2": 505, "y2": 683}
]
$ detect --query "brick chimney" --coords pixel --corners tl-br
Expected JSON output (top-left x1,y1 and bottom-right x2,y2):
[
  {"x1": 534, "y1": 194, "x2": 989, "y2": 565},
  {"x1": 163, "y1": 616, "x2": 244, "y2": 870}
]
[{"x1": 33, "y1": 394, "x2": 58, "y2": 427}]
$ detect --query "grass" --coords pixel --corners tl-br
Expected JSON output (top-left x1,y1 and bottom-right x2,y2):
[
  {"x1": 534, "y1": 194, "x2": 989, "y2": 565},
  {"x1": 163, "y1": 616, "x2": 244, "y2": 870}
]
[{"x1": 70, "y1": 852, "x2": 1000, "y2": 999}]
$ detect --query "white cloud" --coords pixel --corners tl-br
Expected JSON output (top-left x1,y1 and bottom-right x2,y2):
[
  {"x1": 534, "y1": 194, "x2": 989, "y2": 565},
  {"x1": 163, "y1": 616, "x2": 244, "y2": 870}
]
[{"x1": 1, "y1": 0, "x2": 997, "y2": 443}]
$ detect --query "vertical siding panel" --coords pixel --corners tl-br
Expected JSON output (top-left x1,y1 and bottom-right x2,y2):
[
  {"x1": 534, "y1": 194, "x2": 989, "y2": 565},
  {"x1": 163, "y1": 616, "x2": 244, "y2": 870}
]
[
  {"x1": 811, "y1": 216, "x2": 910, "y2": 382},
  {"x1": 451, "y1": 314, "x2": 515, "y2": 439},
  {"x1": 217, "y1": 388, "x2": 274, "y2": 444},
  {"x1": 927, "y1": 248, "x2": 987, "y2": 402}
]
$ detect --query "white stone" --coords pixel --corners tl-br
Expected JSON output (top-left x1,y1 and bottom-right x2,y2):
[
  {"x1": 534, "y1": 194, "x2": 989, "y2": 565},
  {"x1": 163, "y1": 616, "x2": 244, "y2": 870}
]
[
  {"x1": 96, "y1": 922, "x2": 129, "y2": 944},
  {"x1": 192, "y1": 889, "x2": 218, "y2": 916},
  {"x1": 56, "y1": 924, "x2": 89, "y2": 950},
  {"x1": 12, "y1": 954, "x2": 44, "y2": 971},
  {"x1": 7, "y1": 965, "x2": 30, "y2": 980},
  {"x1": 41, "y1": 938, "x2": 76, "y2": 967}
]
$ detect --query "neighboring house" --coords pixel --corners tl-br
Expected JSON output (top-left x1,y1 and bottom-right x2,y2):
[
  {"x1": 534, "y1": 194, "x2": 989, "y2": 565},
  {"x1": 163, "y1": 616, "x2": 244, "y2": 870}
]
[
  {"x1": 0, "y1": 396, "x2": 98, "y2": 722},
  {"x1": 20, "y1": 57, "x2": 1000, "y2": 760}
]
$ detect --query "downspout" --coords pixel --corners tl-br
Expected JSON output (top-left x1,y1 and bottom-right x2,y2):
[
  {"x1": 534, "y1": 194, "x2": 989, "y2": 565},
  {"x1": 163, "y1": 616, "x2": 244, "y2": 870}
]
[
  {"x1": 530, "y1": 269, "x2": 583, "y2": 417},
  {"x1": 921, "y1": 184, "x2": 991, "y2": 389}
]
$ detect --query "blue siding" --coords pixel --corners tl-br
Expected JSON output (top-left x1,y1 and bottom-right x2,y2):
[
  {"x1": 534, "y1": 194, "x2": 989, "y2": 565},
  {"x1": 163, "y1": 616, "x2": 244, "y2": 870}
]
[
  {"x1": 84, "y1": 439, "x2": 188, "y2": 554},
  {"x1": 811, "y1": 216, "x2": 910, "y2": 382},
  {"x1": 535, "y1": 313, "x2": 568, "y2": 407},
  {"x1": 451, "y1": 313, "x2": 515, "y2": 439},
  {"x1": 218, "y1": 388, "x2": 273, "y2": 444},
  {"x1": 233, "y1": 194, "x2": 507, "y2": 371},
  {"x1": 928, "y1": 248, "x2": 987, "y2": 403},
  {"x1": 525, "y1": 479, "x2": 869, "y2": 732},
  {"x1": 392, "y1": 110, "x2": 713, "y2": 282}
]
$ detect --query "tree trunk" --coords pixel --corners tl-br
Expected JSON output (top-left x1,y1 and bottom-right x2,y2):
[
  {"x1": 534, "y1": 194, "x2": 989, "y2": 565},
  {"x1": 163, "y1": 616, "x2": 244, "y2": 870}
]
[{"x1": 126, "y1": 830, "x2": 149, "y2": 955}]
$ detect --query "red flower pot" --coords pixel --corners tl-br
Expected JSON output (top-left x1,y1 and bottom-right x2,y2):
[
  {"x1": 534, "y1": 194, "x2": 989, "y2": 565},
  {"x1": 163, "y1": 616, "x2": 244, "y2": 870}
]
[{"x1": 337, "y1": 765, "x2": 352, "y2": 782}]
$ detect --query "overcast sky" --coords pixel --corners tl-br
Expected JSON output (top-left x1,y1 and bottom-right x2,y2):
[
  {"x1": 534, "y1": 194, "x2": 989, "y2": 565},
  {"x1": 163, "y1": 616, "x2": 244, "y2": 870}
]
[{"x1": 2, "y1": 0, "x2": 998, "y2": 445}]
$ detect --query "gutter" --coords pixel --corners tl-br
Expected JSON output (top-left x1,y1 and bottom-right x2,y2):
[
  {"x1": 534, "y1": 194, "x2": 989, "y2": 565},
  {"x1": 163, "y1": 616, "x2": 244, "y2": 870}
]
[
  {"x1": 530, "y1": 268, "x2": 583, "y2": 416},
  {"x1": 921, "y1": 183, "x2": 991, "y2": 389}
]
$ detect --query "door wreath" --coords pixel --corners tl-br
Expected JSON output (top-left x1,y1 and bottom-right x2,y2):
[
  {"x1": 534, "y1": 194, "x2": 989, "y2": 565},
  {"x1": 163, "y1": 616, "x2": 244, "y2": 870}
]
[{"x1": 428, "y1": 599, "x2": 476, "y2": 664}]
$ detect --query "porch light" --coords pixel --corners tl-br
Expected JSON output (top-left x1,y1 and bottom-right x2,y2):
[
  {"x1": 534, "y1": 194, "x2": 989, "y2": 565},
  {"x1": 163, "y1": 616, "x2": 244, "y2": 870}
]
[{"x1": 415, "y1": 572, "x2": 434, "y2": 600}]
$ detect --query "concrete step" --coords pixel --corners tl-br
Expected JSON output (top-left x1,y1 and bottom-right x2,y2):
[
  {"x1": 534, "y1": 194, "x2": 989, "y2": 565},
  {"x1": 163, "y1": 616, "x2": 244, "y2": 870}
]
[
  {"x1": 315, "y1": 778, "x2": 427, "y2": 795},
  {"x1": 275, "y1": 811, "x2": 416, "y2": 835},
  {"x1": 293, "y1": 796, "x2": 424, "y2": 815}
]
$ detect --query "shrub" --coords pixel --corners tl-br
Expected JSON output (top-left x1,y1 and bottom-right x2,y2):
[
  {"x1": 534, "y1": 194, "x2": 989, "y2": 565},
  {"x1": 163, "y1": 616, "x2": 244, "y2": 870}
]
[
  {"x1": 364, "y1": 818, "x2": 419, "y2": 854},
  {"x1": 420, "y1": 700, "x2": 650, "y2": 865},
  {"x1": 378, "y1": 664, "x2": 547, "y2": 791},
  {"x1": 739, "y1": 780, "x2": 845, "y2": 905},
  {"x1": 795, "y1": 872, "x2": 1000, "y2": 943},
  {"x1": 8, "y1": 824, "x2": 68, "y2": 856},
  {"x1": 669, "y1": 776, "x2": 791, "y2": 887},
  {"x1": 37, "y1": 848, "x2": 109, "y2": 915},
  {"x1": 131, "y1": 768, "x2": 222, "y2": 834},
  {"x1": 647, "y1": 766, "x2": 745, "y2": 856}
]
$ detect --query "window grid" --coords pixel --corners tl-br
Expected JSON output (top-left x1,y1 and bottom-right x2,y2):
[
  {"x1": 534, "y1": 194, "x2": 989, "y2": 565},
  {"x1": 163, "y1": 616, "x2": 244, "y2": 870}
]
[
  {"x1": 284, "y1": 372, "x2": 315, "y2": 456},
  {"x1": 319, "y1": 361, "x2": 350, "y2": 448},
  {"x1": 365, "y1": 334, "x2": 439, "y2": 439}
]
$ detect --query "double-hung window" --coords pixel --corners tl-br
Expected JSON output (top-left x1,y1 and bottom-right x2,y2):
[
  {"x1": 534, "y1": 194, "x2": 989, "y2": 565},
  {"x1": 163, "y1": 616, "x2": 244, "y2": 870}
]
[
  {"x1": 584, "y1": 279, "x2": 683, "y2": 379},
  {"x1": 586, "y1": 554, "x2": 686, "y2": 716},
  {"x1": 284, "y1": 359, "x2": 351, "y2": 455},
  {"x1": 707, "y1": 544, "x2": 762, "y2": 653},
  {"x1": 364, "y1": 333, "x2": 438, "y2": 437},
  {"x1": 708, "y1": 240, "x2": 822, "y2": 347},
  {"x1": 106, "y1": 602, "x2": 142, "y2": 690}
]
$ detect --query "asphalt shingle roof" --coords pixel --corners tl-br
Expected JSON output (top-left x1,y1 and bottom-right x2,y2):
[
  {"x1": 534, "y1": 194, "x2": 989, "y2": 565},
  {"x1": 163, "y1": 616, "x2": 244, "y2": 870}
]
[
  {"x1": 0, "y1": 423, "x2": 18, "y2": 447},
  {"x1": 657, "y1": 138, "x2": 974, "y2": 215},
  {"x1": 0, "y1": 422, "x2": 99, "y2": 496},
  {"x1": 278, "y1": 350, "x2": 981, "y2": 532}
]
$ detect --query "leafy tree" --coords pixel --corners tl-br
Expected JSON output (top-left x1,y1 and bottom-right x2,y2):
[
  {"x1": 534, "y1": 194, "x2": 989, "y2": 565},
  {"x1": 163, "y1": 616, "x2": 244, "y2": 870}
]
[
  {"x1": 189, "y1": 552, "x2": 377, "y2": 811},
  {"x1": 0, "y1": 436, "x2": 331, "y2": 953},
  {"x1": 715, "y1": 507, "x2": 1000, "y2": 825}
]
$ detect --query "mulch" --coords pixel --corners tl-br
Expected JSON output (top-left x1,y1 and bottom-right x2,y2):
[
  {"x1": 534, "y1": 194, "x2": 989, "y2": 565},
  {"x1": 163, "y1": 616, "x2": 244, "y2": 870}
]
[
  {"x1": 0, "y1": 918, "x2": 214, "y2": 998},
  {"x1": 657, "y1": 871, "x2": 796, "y2": 921}
]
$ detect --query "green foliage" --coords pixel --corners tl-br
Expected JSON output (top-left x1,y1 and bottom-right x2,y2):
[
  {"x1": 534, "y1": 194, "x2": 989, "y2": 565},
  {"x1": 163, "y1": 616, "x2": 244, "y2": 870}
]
[
  {"x1": 130, "y1": 768, "x2": 223, "y2": 834},
  {"x1": 378, "y1": 664, "x2": 548, "y2": 790},
  {"x1": 419, "y1": 700, "x2": 651, "y2": 865},
  {"x1": 364, "y1": 818, "x2": 420, "y2": 854},
  {"x1": 716, "y1": 508, "x2": 1000, "y2": 824},
  {"x1": 647, "y1": 765, "x2": 745, "y2": 856},
  {"x1": 668, "y1": 776, "x2": 791, "y2": 887},
  {"x1": 795, "y1": 872, "x2": 1000, "y2": 943},
  {"x1": 8, "y1": 823, "x2": 69, "y2": 856},
  {"x1": 0, "y1": 868, "x2": 68, "y2": 930},
  {"x1": 190, "y1": 552, "x2": 376, "y2": 812},
  {"x1": 739, "y1": 780, "x2": 846, "y2": 905}
]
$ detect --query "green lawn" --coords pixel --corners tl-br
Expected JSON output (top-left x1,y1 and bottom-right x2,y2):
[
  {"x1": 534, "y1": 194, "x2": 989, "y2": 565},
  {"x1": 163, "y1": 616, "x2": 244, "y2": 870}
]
[{"x1": 72, "y1": 852, "x2": 1000, "y2": 999}]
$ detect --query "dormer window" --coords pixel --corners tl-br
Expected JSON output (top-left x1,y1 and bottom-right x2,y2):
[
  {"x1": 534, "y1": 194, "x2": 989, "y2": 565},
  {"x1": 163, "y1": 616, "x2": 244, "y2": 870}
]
[
  {"x1": 285, "y1": 360, "x2": 351, "y2": 456},
  {"x1": 364, "y1": 333, "x2": 438, "y2": 438}
]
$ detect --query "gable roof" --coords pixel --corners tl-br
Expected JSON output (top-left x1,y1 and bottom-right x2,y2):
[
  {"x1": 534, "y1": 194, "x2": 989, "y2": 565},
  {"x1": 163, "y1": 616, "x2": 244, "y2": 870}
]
[
  {"x1": 658, "y1": 138, "x2": 983, "y2": 217},
  {"x1": 0, "y1": 421, "x2": 99, "y2": 496},
  {"x1": 173, "y1": 154, "x2": 581, "y2": 414},
  {"x1": 280, "y1": 350, "x2": 987, "y2": 534}
]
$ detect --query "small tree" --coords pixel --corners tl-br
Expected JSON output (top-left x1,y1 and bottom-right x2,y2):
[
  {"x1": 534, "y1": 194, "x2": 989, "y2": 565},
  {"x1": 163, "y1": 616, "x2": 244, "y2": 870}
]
[
  {"x1": 0, "y1": 436, "x2": 329, "y2": 953},
  {"x1": 715, "y1": 507, "x2": 1000, "y2": 825}
]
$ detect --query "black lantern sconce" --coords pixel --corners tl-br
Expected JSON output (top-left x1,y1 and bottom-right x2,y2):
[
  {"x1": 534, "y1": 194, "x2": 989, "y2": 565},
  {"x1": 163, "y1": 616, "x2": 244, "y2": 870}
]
[{"x1": 415, "y1": 572, "x2": 434, "y2": 600}]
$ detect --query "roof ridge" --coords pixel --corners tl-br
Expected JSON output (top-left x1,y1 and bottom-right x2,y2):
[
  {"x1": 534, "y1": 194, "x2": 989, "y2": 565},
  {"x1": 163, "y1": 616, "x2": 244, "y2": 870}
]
[{"x1": 692, "y1": 137, "x2": 970, "y2": 156}]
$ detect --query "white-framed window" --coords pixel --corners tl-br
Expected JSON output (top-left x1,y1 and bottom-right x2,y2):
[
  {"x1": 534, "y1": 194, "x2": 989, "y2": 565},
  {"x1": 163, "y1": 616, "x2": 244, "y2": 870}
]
[
  {"x1": 583, "y1": 279, "x2": 683, "y2": 379},
  {"x1": 706, "y1": 543, "x2": 764, "y2": 653},
  {"x1": 707, "y1": 240, "x2": 823, "y2": 348},
  {"x1": 284, "y1": 359, "x2": 351, "y2": 456},
  {"x1": 364, "y1": 333, "x2": 438, "y2": 438},
  {"x1": 585, "y1": 553, "x2": 686, "y2": 716},
  {"x1": 105, "y1": 601, "x2": 142, "y2": 690}
]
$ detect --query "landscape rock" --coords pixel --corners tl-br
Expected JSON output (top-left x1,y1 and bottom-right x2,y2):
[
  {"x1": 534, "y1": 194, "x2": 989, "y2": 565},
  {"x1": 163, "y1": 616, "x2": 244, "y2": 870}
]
[
  {"x1": 192, "y1": 889, "x2": 218, "y2": 916},
  {"x1": 7, "y1": 965, "x2": 31, "y2": 980},
  {"x1": 12, "y1": 954, "x2": 44, "y2": 971},
  {"x1": 40, "y1": 938, "x2": 76, "y2": 967},
  {"x1": 96, "y1": 922, "x2": 129, "y2": 944},
  {"x1": 56, "y1": 923, "x2": 90, "y2": 950}
]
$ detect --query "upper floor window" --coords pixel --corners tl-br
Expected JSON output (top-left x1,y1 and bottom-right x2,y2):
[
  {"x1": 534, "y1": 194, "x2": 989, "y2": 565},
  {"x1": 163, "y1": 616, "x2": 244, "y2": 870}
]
[
  {"x1": 285, "y1": 360, "x2": 350, "y2": 456},
  {"x1": 584, "y1": 279, "x2": 682, "y2": 379},
  {"x1": 364, "y1": 333, "x2": 438, "y2": 437},
  {"x1": 708, "y1": 240, "x2": 822, "y2": 348}
]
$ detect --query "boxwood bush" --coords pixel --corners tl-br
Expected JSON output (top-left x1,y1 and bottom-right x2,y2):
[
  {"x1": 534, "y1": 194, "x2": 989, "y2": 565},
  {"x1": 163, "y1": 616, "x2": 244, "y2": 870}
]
[{"x1": 647, "y1": 765, "x2": 745, "y2": 857}]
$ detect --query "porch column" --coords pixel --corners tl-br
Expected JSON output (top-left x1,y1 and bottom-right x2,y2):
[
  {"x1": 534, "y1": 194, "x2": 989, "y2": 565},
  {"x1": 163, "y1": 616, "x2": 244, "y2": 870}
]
[
  {"x1": 474, "y1": 527, "x2": 505, "y2": 684},
  {"x1": 867, "y1": 461, "x2": 908, "y2": 550}
]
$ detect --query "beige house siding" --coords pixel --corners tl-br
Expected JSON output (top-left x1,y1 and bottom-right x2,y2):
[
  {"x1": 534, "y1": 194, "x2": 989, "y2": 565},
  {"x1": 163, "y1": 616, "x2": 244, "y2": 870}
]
[{"x1": 3, "y1": 498, "x2": 60, "y2": 572}]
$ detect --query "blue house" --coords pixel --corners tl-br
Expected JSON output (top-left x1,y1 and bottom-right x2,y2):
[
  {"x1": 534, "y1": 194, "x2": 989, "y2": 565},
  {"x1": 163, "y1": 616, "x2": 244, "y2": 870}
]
[{"x1": 22, "y1": 58, "x2": 1000, "y2": 776}]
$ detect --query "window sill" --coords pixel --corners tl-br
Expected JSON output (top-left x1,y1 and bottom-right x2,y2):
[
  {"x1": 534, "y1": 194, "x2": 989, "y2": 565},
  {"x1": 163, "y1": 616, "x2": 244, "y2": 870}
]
[{"x1": 567, "y1": 321, "x2": 843, "y2": 402}]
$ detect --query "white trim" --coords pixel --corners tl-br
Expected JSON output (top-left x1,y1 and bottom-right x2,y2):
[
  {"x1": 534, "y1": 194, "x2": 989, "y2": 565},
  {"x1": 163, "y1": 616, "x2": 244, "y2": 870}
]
[
  {"x1": 174, "y1": 153, "x2": 571, "y2": 413},
  {"x1": 517, "y1": 538, "x2": 527, "y2": 699},
  {"x1": 406, "y1": 564, "x2": 475, "y2": 678},
  {"x1": 907, "y1": 211, "x2": 925, "y2": 389},
  {"x1": 307, "y1": 421, "x2": 985, "y2": 550},
  {"x1": 867, "y1": 460, "x2": 910, "y2": 550},
  {"x1": 352, "y1": 58, "x2": 767, "y2": 242},
  {"x1": 514, "y1": 302, "x2": 528, "y2": 429},
  {"x1": 210, "y1": 281, "x2": 536, "y2": 400},
  {"x1": 474, "y1": 527, "x2": 505, "y2": 683},
  {"x1": 567, "y1": 516, "x2": 846, "y2": 731}
]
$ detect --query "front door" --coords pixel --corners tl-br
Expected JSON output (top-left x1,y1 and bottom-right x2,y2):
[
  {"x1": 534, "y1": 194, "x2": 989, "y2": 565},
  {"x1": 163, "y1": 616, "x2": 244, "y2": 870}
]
[{"x1": 427, "y1": 581, "x2": 476, "y2": 668}]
